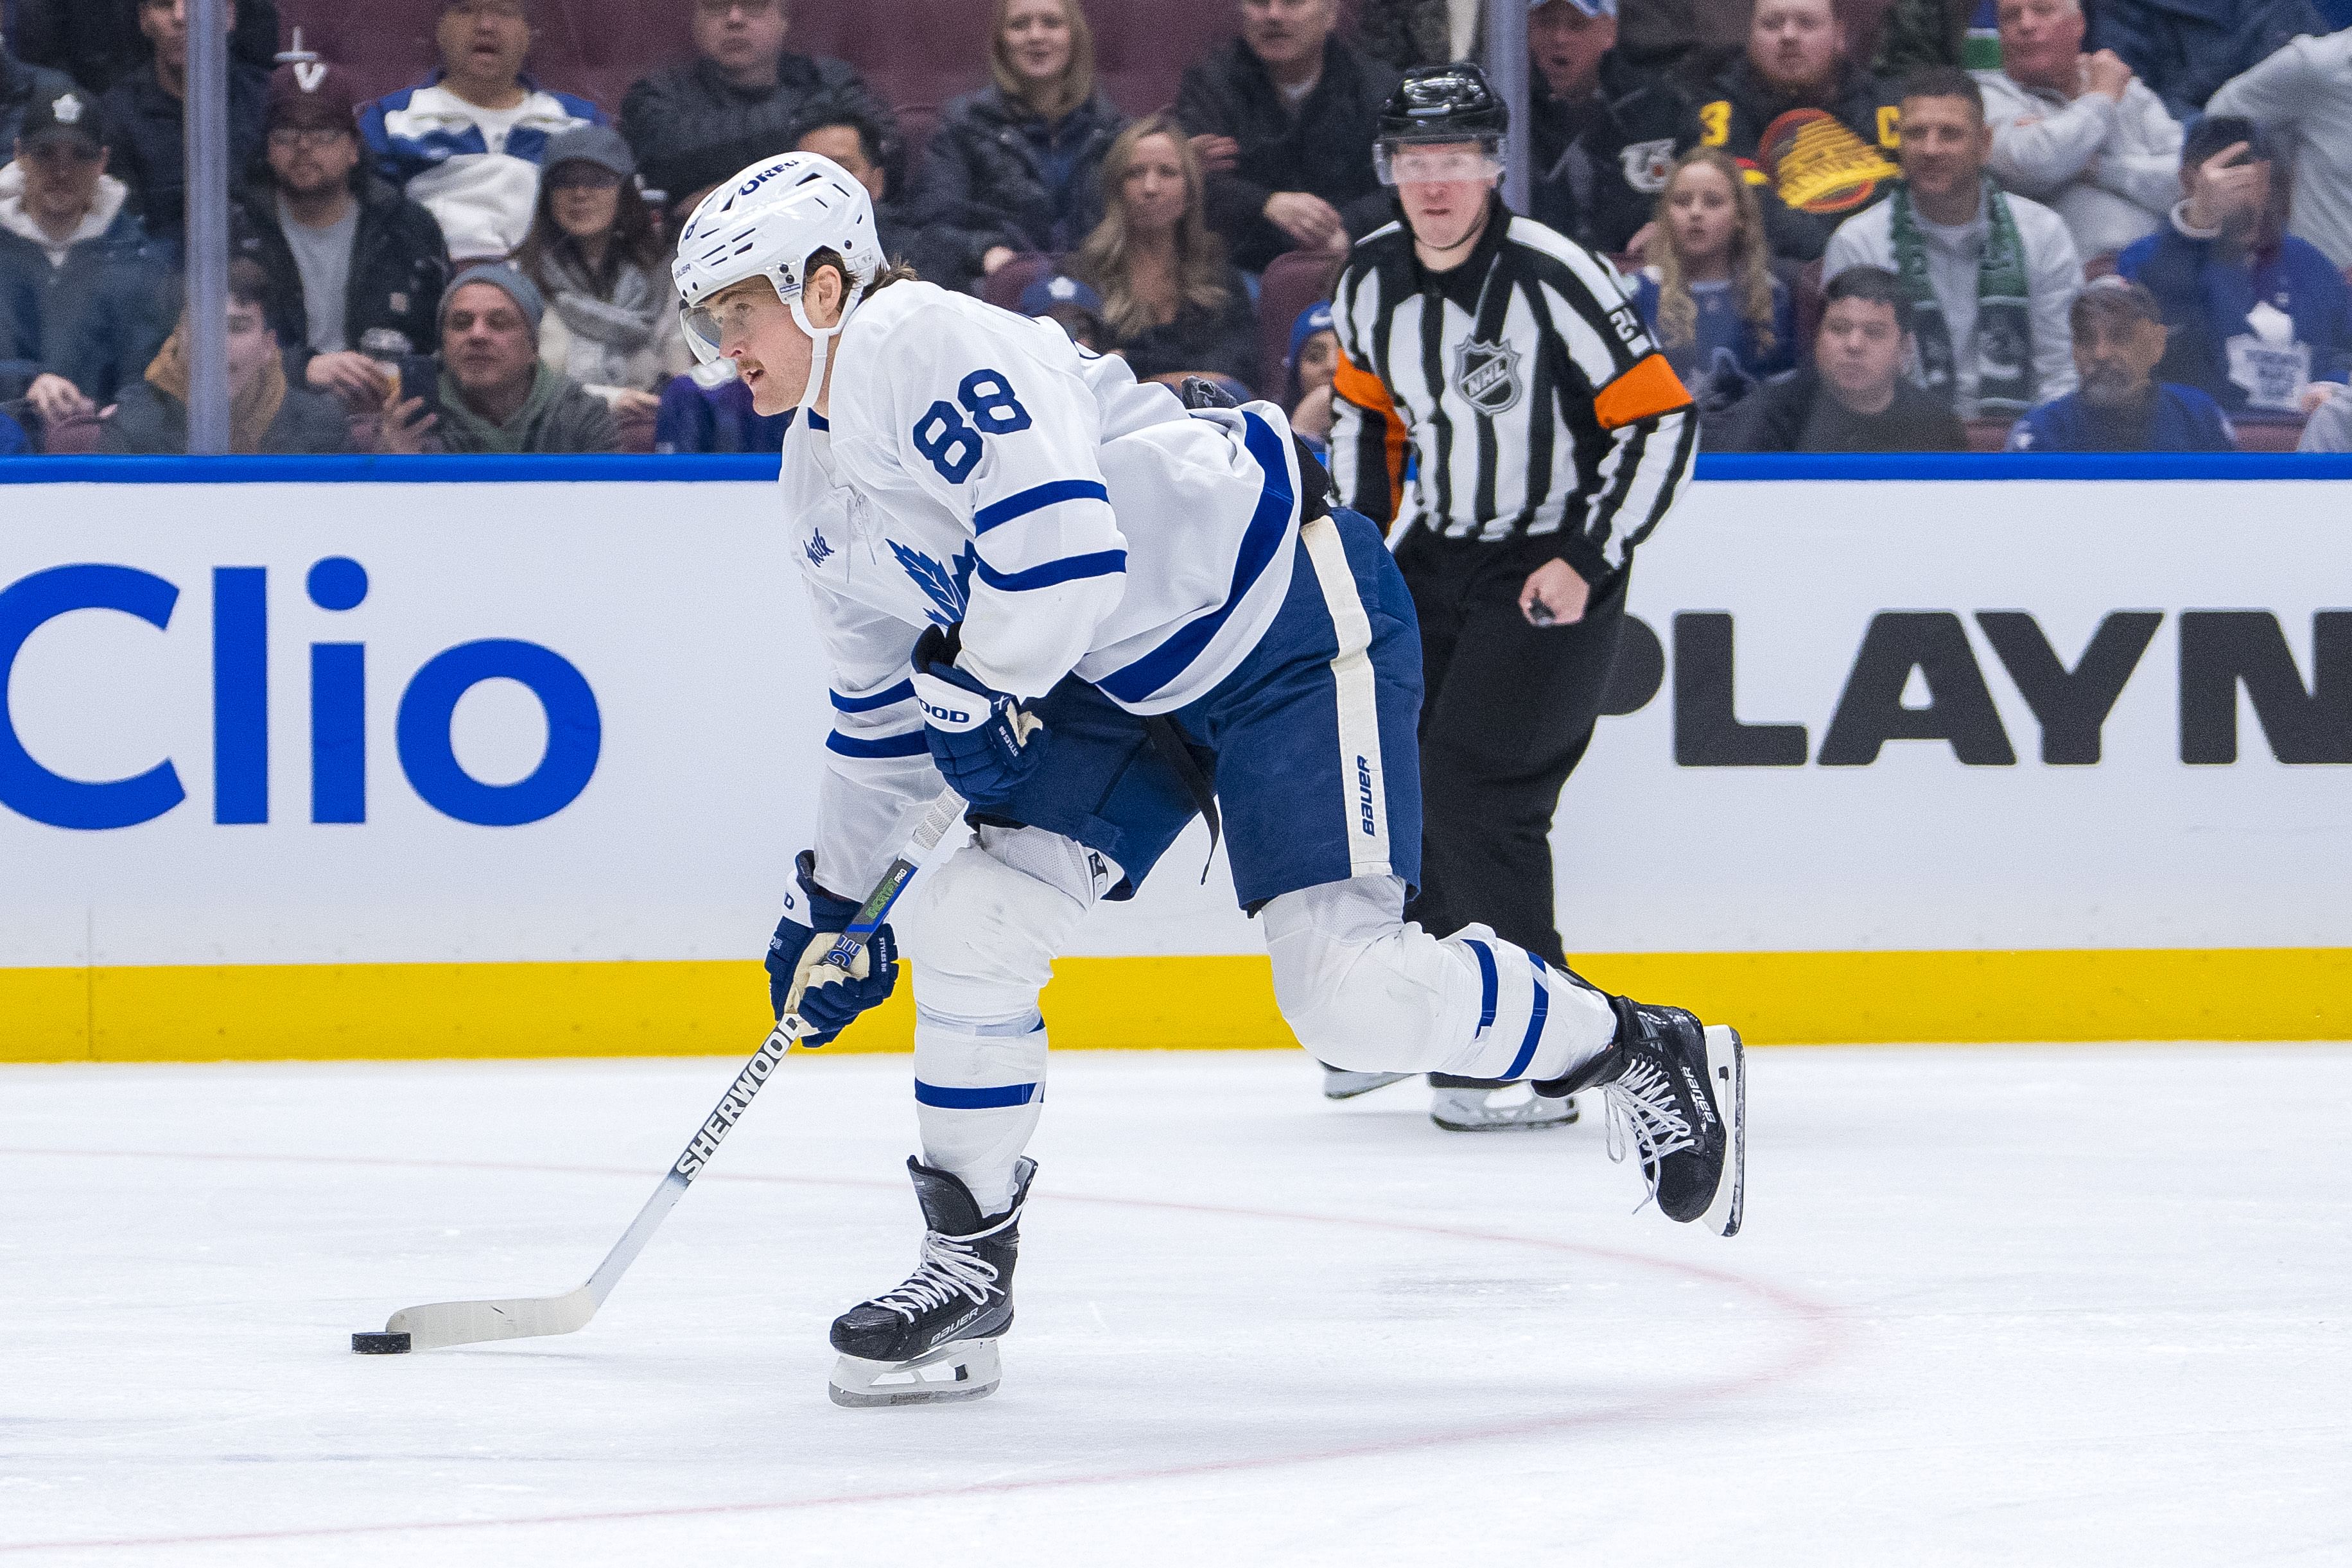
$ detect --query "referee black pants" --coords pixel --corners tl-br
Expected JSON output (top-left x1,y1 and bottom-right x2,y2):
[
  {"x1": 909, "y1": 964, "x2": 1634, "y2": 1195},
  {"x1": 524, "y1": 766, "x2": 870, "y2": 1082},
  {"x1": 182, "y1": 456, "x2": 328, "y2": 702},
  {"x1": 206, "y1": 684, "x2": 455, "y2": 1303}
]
[{"x1": 1396, "y1": 530, "x2": 1628, "y2": 1085}]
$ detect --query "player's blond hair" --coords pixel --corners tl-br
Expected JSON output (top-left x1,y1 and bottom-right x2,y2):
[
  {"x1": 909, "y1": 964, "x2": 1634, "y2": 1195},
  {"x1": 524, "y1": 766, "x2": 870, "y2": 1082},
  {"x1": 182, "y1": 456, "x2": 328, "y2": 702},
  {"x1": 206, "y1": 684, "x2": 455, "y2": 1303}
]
[
  {"x1": 989, "y1": 0, "x2": 1097, "y2": 121},
  {"x1": 1650, "y1": 146, "x2": 1778, "y2": 358},
  {"x1": 1073, "y1": 116, "x2": 1231, "y2": 345}
]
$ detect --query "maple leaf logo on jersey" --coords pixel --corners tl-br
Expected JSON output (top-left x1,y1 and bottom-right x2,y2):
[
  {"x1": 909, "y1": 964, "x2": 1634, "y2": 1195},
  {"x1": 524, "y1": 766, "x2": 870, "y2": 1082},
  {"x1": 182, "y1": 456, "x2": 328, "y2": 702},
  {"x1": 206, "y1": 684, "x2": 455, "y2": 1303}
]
[{"x1": 889, "y1": 539, "x2": 977, "y2": 626}]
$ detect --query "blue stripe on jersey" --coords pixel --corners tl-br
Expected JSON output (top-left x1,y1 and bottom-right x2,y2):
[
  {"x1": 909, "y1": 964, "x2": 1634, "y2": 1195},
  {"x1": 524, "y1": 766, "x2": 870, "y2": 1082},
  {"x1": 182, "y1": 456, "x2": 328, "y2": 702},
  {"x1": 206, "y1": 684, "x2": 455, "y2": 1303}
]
[
  {"x1": 1503, "y1": 955, "x2": 1550, "y2": 1079},
  {"x1": 1096, "y1": 411, "x2": 1294, "y2": 706},
  {"x1": 914, "y1": 1079, "x2": 1040, "y2": 1109},
  {"x1": 1467, "y1": 939, "x2": 1499, "y2": 1034},
  {"x1": 975, "y1": 550, "x2": 1127, "y2": 592},
  {"x1": 974, "y1": 479, "x2": 1111, "y2": 534},
  {"x1": 829, "y1": 679, "x2": 915, "y2": 713},
  {"x1": 825, "y1": 730, "x2": 929, "y2": 759}
]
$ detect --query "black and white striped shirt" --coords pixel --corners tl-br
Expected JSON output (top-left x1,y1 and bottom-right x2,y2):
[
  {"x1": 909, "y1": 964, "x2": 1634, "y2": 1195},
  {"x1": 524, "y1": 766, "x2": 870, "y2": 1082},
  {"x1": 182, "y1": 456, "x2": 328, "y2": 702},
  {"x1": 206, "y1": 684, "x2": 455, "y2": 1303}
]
[{"x1": 1328, "y1": 207, "x2": 1697, "y2": 582}]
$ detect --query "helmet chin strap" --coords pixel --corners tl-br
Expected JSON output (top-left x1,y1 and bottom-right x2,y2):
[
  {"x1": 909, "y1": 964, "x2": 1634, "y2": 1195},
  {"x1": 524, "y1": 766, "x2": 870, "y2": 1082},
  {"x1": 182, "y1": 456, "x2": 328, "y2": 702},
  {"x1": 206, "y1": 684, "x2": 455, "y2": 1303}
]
[{"x1": 790, "y1": 281, "x2": 867, "y2": 414}]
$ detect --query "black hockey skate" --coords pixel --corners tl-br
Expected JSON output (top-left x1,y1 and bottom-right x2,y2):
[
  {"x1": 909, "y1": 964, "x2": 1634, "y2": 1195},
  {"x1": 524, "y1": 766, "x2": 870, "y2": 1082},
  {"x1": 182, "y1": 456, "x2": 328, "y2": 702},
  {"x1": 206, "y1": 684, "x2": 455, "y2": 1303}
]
[
  {"x1": 1538, "y1": 998, "x2": 1743, "y2": 1235},
  {"x1": 828, "y1": 1156, "x2": 1035, "y2": 1408}
]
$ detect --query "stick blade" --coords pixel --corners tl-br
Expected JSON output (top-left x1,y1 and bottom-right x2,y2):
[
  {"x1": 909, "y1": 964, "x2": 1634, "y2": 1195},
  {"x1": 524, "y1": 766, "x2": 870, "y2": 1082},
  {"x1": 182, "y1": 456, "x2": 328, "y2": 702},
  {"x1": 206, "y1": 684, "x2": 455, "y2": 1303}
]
[{"x1": 384, "y1": 1285, "x2": 597, "y2": 1351}]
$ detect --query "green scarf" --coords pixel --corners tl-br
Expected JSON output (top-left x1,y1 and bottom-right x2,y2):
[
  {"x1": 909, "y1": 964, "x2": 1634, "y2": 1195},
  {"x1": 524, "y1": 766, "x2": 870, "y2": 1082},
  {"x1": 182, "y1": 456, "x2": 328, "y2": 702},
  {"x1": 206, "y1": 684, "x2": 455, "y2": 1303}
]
[
  {"x1": 1887, "y1": 177, "x2": 2034, "y2": 416},
  {"x1": 435, "y1": 362, "x2": 567, "y2": 455}
]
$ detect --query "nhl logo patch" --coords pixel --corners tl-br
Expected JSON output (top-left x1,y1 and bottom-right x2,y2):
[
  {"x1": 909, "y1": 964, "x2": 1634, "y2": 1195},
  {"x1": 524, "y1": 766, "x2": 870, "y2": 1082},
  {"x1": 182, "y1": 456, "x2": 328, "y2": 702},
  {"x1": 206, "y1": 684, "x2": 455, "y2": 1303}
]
[{"x1": 1453, "y1": 337, "x2": 1524, "y2": 417}]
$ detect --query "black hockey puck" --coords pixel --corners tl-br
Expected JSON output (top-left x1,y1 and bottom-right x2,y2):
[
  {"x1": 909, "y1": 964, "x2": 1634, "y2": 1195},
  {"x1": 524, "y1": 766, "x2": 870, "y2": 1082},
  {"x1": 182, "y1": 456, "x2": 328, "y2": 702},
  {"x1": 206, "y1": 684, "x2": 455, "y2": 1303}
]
[{"x1": 351, "y1": 1331, "x2": 412, "y2": 1355}]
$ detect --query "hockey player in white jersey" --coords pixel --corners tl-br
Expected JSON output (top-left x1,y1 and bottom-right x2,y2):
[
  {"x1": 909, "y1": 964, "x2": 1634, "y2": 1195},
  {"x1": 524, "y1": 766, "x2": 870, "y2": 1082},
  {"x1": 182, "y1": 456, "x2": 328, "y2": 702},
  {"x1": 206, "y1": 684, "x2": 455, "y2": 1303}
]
[{"x1": 672, "y1": 152, "x2": 1745, "y2": 1409}]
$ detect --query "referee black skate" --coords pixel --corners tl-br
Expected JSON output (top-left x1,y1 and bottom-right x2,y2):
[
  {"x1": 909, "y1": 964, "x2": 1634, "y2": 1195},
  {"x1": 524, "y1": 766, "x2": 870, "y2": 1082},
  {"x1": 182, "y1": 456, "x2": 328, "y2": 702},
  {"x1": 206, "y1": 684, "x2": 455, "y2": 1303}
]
[{"x1": 1325, "y1": 63, "x2": 1699, "y2": 1133}]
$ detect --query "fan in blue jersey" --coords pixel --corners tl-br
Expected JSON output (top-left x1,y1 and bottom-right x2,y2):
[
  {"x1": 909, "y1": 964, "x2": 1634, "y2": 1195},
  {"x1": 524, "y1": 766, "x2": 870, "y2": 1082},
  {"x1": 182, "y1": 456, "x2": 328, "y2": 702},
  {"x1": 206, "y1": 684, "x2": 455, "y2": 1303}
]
[{"x1": 671, "y1": 151, "x2": 1748, "y2": 1409}]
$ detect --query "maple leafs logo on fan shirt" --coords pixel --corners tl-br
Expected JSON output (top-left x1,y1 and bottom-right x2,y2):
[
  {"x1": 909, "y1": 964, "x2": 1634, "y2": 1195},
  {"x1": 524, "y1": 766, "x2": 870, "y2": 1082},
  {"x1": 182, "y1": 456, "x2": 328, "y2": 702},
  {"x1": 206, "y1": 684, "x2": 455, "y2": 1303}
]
[{"x1": 889, "y1": 540, "x2": 977, "y2": 626}]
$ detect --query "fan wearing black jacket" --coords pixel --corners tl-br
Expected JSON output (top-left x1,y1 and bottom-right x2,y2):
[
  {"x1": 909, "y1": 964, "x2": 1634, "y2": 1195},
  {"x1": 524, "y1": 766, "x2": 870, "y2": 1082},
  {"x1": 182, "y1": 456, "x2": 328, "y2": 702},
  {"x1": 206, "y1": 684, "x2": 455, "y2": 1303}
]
[
  {"x1": 1174, "y1": 0, "x2": 1402, "y2": 274},
  {"x1": 919, "y1": 0, "x2": 1128, "y2": 259},
  {"x1": 1526, "y1": 0, "x2": 1691, "y2": 257},
  {"x1": 10, "y1": 0, "x2": 278, "y2": 96},
  {"x1": 618, "y1": 0, "x2": 894, "y2": 205},
  {"x1": 232, "y1": 65, "x2": 450, "y2": 409}
]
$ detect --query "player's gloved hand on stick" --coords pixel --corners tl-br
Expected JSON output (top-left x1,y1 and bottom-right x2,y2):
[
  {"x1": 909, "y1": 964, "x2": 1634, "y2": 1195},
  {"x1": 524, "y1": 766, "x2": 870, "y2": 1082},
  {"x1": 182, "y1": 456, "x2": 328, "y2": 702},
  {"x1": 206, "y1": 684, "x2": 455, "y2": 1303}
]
[
  {"x1": 909, "y1": 624, "x2": 1045, "y2": 811},
  {"x1": 766, "y1": 849, "x2": 900, "y2": 1047}
]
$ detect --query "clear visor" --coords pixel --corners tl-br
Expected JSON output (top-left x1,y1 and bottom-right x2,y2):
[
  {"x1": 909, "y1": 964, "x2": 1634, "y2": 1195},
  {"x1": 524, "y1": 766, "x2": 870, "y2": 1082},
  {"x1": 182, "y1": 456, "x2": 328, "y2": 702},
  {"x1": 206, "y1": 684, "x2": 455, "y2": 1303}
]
[
  {"x1": 678, "y1": 275, "x2": 794, "y2": 367},
  {"x1": 1374, "y1": 140, "x2": 1506, "y2": 187}
]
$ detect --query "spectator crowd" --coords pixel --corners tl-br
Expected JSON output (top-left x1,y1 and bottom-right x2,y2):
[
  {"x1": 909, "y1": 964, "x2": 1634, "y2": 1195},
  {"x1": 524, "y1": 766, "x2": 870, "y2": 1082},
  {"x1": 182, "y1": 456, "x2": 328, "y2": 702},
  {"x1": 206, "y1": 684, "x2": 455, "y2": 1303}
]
[{"x1": 3, "y1": 0, "x2": 2349, "y2": 457}]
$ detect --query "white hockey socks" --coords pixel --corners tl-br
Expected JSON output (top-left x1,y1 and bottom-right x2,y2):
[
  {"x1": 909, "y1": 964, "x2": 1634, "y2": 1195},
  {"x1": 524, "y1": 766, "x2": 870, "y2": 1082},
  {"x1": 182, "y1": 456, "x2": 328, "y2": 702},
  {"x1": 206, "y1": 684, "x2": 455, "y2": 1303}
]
[
  {"x1": 1261, "y1": 875, "x2": 1617, "y2": 1085},
  {"x1": 899, "y1": 825, "x2": 1112, "y2": 1217},
  {"x1": 913, "y1": 1007, "x2": 1049, "y2": 1216}
]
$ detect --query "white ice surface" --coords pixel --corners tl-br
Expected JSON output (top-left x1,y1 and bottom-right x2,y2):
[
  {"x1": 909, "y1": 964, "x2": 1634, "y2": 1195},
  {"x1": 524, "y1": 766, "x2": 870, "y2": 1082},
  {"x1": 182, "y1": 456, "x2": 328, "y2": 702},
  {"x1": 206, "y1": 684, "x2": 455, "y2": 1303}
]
[{"x1": 2, "y1": 1047, "x2": 2346, "y2": 1565}]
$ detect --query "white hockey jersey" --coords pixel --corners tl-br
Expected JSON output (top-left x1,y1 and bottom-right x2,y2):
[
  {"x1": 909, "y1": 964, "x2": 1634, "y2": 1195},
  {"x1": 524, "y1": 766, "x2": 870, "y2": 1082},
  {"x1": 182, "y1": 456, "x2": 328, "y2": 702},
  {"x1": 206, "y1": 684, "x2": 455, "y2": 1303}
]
[{"x1": 783, "y1": 281, "x2": 1306, "y2": 891}]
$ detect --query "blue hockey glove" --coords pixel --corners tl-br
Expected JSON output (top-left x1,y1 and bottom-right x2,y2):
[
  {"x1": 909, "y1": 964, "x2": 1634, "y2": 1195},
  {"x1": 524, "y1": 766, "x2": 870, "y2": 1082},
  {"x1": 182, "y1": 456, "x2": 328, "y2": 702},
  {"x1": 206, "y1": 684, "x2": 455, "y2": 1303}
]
[
  {"x1": 765, "y1": 850, "x2": 900, "y2": 1047},
  {"x1": 909, "y1": 624, "x2": 1045, "y2": 812}
]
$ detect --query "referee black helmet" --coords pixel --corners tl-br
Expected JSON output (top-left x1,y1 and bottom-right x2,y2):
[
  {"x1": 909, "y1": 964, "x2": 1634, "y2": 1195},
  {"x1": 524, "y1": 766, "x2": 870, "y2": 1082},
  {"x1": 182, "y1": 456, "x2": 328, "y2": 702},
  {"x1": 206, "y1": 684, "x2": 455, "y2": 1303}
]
[{"x1": 1376, "y1": 62, "x2": 1510, "y2": 146}]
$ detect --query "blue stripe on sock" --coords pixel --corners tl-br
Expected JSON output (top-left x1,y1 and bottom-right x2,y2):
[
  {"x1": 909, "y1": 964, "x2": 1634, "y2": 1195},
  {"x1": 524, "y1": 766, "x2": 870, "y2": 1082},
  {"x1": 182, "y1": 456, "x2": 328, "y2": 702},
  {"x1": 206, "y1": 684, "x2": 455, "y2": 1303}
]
[
  {"x1": 1467, "y1": 939, "x2": 1498, "y2": 1034},
  {"x1": 829, "y1": 679, "x2": 914, "y2": 713},
  {"x1": 914, "y1": 1079, "x2": 1040, "y2": 1109},
  {"x1": 1502, "y1": 956, "x2": 1549, "y2": 1079},
  {"x1": 826, "y1": 729, "x2": 930, "y2": 759}
]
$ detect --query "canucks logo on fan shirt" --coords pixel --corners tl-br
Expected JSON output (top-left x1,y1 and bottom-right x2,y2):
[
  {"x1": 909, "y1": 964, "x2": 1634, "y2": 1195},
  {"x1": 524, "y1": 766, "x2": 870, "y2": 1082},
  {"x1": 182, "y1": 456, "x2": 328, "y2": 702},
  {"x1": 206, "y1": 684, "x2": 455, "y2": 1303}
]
[{"x1": 889, "y1": 539, "x2": 977, "y2": 625}]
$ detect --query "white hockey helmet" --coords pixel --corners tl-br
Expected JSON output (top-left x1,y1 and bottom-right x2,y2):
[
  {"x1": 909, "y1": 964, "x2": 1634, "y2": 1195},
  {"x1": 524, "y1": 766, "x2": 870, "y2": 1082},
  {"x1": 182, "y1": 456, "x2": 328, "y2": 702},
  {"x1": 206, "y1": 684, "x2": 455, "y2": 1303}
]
[{"x1": 672, "y1": 152, "x2": 887, "y2": 408}]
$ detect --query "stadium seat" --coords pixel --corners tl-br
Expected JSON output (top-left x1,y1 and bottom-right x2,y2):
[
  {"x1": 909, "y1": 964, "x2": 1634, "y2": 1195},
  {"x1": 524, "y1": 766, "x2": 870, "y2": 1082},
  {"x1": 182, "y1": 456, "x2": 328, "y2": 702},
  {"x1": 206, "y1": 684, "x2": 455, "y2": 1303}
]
[
  {"x1": 2233, "y1": 416, "x2": 2306, "y2": 452},
  {"x1": 980, "y1": 252, "x2": 1062, "y2": 313},
  {"x1": 1792, "y1": 257, "x2": 1826, "y2": 354},
  {"x1": 788, "y1": 2, "x2": 995, "y2": 120},
  {"x1": 893, "y1": 103, "x2": 944, "y2": 189},
  {"x1": 1833, "y1": 0, "x2": 1901, "y2": 73},
  {"x1": 1254, "y1": 249, "x2": 1345, "y2": 398},
  {"x1": 1094, "y1": 8, "x2": 1242, "y2": 114},
  {"x1": 37, "y1": 413, "x2": 104, "y2": 456},
  {"x1": 2085, "y1": 251, "x2": 2120, "y2": 280}
]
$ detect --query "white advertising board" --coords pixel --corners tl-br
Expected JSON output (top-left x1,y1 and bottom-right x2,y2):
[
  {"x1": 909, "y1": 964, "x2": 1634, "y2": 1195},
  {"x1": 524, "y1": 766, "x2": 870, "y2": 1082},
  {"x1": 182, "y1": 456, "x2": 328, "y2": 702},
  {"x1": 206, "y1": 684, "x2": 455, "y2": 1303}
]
[{"x1": 3, "y1": 476, "x2": 2346, "y2": 979}]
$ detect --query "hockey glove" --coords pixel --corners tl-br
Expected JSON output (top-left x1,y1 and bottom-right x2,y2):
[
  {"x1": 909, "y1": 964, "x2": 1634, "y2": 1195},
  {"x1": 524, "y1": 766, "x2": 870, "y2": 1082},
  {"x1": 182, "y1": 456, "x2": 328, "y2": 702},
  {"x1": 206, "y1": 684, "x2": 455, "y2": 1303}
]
[
  {"x1": 765, "y1": 850, "x2": 900, "y2": 1047},
  {"x1": 909, "y1": 624, "x2": 1045, "y2": 812}
]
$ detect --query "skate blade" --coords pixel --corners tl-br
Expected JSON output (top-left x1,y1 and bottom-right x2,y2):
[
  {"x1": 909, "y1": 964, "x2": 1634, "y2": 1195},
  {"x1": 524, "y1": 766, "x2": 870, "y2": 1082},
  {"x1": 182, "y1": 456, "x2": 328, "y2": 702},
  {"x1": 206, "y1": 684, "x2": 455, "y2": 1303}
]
[
  {"x1": 828, "y1": 1338, "x2": 1002, "y2": 1409},
  {"x1": 1700, "y1": 1025, "x2": 1745, "y2": 1238},
  {"x1": 1430, "y1": 1097, "x2": 1578, "y2": 1133},
  {"x1": 1323, "y1": 1069, "x2": 1414, "y2": 1101}
]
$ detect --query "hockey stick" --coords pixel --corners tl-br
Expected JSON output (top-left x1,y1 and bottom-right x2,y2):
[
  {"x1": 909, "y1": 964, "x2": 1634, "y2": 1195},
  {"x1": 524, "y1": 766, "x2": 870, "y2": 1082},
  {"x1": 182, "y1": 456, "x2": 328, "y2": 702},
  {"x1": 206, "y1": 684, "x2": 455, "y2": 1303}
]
[{"x1": 353, "y1": 787, "x2": 968, "y2": 1355}]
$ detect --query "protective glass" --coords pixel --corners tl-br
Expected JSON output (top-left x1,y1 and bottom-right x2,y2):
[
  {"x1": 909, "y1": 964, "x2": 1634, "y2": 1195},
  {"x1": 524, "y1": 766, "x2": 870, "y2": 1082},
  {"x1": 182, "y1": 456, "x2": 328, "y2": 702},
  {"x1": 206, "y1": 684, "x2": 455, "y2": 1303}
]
[
  {"x1": 678, "y1": 276, "x2": 791, "y2": 365},
  {"x1": 1374, "y1": 141, "x2": 1506, "y2": 187}
]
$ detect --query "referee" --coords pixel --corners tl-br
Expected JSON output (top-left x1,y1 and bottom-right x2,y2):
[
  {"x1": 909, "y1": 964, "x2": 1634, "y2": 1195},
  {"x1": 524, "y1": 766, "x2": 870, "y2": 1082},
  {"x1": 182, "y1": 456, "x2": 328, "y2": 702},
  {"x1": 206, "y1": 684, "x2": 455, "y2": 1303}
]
[{"x1": 1325, "y1": 62, "x2": 1697, "y2": 1131}]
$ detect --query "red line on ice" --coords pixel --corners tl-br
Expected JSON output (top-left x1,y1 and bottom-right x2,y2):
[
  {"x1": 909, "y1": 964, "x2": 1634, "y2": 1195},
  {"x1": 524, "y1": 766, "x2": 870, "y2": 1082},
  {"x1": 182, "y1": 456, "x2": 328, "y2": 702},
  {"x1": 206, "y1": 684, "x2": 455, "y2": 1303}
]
[{"x1": 0, "y1": 1144, "x2": 1849, "y2": 1555}]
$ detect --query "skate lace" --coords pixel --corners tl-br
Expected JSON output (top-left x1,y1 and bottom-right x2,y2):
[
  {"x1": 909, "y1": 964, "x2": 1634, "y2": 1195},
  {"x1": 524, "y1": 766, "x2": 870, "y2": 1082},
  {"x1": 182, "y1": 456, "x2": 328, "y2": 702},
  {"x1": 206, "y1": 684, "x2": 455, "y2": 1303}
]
[
  {"x1": 1600, "y1": 1058, "x2": 1695, "y2": 1210},
  {"x1": 869, "y1": 1226, "x2": 1006, "y2": 1322}
]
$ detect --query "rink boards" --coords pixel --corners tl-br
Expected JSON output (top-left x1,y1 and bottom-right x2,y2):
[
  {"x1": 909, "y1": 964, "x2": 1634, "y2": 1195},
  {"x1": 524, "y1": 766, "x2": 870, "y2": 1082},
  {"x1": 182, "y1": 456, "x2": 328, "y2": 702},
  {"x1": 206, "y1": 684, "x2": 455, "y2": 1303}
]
[{"x1": 2, "y1": 453, "x2": 2348, "y2": 1059}]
